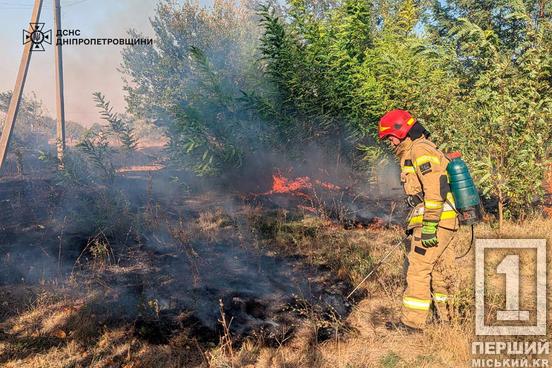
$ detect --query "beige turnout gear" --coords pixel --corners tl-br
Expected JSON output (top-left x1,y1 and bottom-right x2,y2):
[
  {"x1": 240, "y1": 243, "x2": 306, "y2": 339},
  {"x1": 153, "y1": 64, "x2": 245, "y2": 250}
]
[
  {"x1": 395, "y1": 136, "x2": 459, "y2": 328},
  {"x1": 402, "y1": 226, "x2": 456, "y2": 327}
]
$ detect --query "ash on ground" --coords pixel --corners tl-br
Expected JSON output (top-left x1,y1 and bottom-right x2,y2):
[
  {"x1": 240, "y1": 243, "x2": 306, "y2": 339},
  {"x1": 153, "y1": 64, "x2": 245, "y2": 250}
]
[{"x1": 0, "y1": 169, "x2": 359, "y2": 347}]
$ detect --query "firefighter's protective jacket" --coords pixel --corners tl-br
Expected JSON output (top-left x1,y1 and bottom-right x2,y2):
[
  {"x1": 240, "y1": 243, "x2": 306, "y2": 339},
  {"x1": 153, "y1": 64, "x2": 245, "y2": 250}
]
[{"x1": 395, "y1": 136, "x2": 459, "y2": 230}]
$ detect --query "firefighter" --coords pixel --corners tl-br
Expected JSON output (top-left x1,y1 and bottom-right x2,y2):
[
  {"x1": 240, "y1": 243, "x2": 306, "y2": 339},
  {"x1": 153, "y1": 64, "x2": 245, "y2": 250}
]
[{"x1": 378, "y1": 109, "x2": 459, "y2": 333}]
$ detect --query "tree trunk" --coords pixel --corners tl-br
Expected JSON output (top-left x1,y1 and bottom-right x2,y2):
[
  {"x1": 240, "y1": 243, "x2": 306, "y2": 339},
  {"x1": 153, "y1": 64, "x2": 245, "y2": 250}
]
[{"x1": 498, "y1": 189, "x2": 504, "y2": 231}]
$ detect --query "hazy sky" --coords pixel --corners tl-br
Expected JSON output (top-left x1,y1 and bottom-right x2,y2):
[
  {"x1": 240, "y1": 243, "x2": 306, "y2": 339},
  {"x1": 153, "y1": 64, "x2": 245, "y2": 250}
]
[{"x1": 0, "y1": 0, "x2": 212, "y2": 126}]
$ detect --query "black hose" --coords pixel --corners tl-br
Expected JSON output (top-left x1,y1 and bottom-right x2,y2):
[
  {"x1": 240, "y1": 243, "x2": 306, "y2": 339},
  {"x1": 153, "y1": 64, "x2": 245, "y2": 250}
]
[{"x1": 456, "y1": 224, "x2": 474, "y2": 259}]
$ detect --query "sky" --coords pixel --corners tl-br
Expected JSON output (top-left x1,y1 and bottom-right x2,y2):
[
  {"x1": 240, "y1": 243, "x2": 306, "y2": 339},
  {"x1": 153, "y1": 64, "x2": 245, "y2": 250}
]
[{"x1": 0, "y1": 0, "x2": 212, "y2": 126}]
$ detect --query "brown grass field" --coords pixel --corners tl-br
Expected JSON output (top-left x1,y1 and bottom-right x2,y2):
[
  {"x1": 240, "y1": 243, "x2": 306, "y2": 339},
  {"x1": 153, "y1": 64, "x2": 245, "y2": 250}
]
[{"x1": 0, "y1": 206, "x2": 550, "y2": 368}]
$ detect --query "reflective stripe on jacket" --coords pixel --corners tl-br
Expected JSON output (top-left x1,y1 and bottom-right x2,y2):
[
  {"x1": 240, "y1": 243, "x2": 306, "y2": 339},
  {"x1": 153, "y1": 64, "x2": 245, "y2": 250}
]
[
  {"x1": 407, "y1": 192, "x2": 457, "y2": 227},
  {"x1": 396, "y1": 136, "x2": 459, "y2": 230}
]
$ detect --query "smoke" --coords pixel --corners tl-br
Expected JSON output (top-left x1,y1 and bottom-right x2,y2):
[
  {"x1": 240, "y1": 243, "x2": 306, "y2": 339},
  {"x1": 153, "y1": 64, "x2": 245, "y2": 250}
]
[
  {"x1": 0, "y1": 160, "x2": 354, "y2": 344},
  {"x1": 0, "y1": 0, "x2": 157, "y2": 126},
  {"x1": 0, "y1": 0, "x2": 407, "y2": 349},
  {"x1": 60, "y1": 1, "x2": 157, "y2": 125}
]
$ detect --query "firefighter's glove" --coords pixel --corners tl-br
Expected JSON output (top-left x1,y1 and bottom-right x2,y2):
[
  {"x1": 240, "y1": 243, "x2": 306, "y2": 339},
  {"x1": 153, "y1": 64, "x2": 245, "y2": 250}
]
[{"x1": 421, "y1": 221, "x2": 439, "y2": 248}]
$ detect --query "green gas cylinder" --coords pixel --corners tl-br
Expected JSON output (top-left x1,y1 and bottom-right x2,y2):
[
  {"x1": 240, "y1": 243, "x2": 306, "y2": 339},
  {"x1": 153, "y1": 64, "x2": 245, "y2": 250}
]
[{"x1": 446, "y1": 152, "x2": 481, "y2": 225}]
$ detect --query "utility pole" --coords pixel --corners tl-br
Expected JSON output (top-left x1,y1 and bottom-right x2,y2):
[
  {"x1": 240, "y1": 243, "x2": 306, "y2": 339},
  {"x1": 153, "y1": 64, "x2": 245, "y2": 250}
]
[
  {"x1": 0, "y1": 0, "x2": 44, "y2": 170},
  {"x1": 53, "y1": 0, "x2": 66, "y2": 165}
]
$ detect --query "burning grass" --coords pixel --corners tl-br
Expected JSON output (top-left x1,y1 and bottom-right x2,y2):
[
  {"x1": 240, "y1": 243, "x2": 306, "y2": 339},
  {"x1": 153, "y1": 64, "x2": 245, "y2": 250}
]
[
  {"x1": 1, "y1": 206, "x2": 552, "y2": 367},
  {"x1": 0, "y1": 166, "x2": 361, "y2": 367},
  {"x1": 1, "y1": 161, "x2": 551, "y2": 367}
]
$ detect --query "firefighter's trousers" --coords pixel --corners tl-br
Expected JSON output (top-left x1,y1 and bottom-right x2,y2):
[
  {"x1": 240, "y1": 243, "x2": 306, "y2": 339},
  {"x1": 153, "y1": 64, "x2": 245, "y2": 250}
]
[{"x1": 401, "y1": 226, "x2": 456, "y2": 329}]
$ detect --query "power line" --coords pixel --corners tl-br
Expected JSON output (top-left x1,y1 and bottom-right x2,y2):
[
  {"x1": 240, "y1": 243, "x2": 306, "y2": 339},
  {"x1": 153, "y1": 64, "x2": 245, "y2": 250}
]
[
  {"x1": 0, "y1": 0, "x2": 90, "y2": 9},
  {"x1": 64, "y1": 0, "x2": 91, "y2": 7},
  {"x1": 0, "y1": 0, "x2": 87, "y2": 4}
]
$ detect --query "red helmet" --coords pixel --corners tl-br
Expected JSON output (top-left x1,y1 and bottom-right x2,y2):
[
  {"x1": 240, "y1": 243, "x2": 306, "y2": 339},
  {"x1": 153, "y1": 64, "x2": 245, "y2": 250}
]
[{"x1": 378, "y1": 109, "x2": 416, "y2": 140}]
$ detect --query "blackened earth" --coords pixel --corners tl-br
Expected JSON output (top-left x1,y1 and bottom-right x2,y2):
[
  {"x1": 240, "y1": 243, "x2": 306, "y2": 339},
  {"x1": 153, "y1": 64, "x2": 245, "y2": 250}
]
[{"x1": 0, "y1": 172, "x2": 359, "y2": 347}]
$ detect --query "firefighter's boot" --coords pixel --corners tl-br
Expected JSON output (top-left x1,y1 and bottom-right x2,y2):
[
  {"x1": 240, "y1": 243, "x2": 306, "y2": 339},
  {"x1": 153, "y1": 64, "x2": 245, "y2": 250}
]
[{"x1": 385, "y1": 320, "x2": 423, "y2": 333}]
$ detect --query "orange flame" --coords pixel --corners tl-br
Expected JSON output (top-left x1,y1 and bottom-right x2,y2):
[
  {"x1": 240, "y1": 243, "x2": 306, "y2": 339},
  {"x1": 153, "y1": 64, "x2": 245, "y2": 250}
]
[
  {"x1": 271, "y1": 174, "x2": 313, "y2": 193},
  {"x1": 318, "y1": 181, "x2": 341, "y2": 191},
  {"x1": 261, "y1": 172, "x2": 312, "y2": 199},
  {"x1": 262, "y1": 170, "x2": 341, "y2": 197}
]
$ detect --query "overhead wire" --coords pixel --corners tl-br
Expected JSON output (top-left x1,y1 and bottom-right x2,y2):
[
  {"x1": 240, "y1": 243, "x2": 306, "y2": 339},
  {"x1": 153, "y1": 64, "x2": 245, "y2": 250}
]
[{"x1": 0, "y1": 0, "x2": 91, "y2": 9}]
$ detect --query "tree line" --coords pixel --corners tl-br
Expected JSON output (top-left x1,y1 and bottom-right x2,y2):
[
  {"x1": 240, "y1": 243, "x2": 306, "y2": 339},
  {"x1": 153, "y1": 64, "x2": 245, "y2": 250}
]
[{"x1": 120, "y1": 0, "x2": 552, "y2": 221}]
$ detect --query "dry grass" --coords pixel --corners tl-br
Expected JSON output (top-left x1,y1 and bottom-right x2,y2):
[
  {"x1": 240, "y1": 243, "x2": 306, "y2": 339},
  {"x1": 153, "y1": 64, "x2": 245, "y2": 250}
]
[
  {"x1": 206, "y1": 214, "x2": 552, "y2": 368},
  {"x1": 1, "y1": 212, "x2": 550, "y2": 368}
]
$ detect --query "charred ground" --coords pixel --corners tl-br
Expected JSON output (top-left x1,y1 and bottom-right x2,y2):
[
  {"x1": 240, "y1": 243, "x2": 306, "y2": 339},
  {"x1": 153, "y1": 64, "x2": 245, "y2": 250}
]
[
  {"x1": 0, "y1": 150, "x2": 551, "y2": 368},
  {"x1": 0, "y1": 148, "x2": 409, "y2": 366}
]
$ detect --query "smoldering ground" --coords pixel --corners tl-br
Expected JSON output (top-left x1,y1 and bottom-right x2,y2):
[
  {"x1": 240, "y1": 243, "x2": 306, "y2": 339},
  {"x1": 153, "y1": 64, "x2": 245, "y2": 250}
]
[
  {"x1": 0, "y1": 147, "x2": 375, "y2": 348},
  {"x1": 0, "y1": 0, "x2": 406, "y2": 355},
  {"x1": 0, "y1": 133, "x2": 409, "y2": 355}
]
